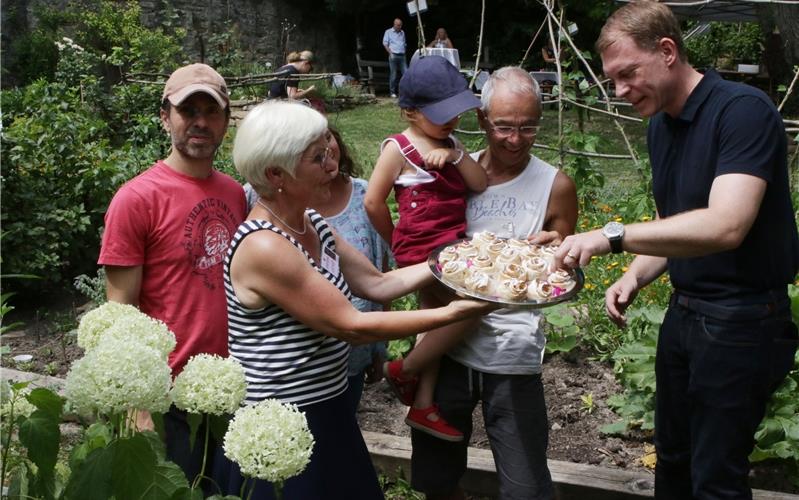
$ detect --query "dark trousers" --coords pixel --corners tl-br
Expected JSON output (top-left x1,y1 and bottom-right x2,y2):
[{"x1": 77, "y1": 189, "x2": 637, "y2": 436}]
[
  {"x1": 411, "y1": 356, "x2": 553, "y2": 499},
  {"x1": 214, "y1": 391, "x2": 384, "y2": 500},
  {"x1": 654, "y1": 292, "x2": 797, "y2": 500},
  {"x1": 347, "y1": 372, "x2": 366, "y2": 415},
  {"x1": 164, "y1": 405, "x2": 218, "y2": 495}
]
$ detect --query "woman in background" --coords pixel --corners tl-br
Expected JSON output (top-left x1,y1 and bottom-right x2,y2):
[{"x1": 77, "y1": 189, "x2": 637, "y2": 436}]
[
  {"x1": 310, "y1": 127, "x2": 390, "y2": 414},
  {"x1": 428, "y1": 27, "x2": 454, "y2": 49},
  {"x1": 269, "y1": 50, "x2": 316, "y2": 100}
]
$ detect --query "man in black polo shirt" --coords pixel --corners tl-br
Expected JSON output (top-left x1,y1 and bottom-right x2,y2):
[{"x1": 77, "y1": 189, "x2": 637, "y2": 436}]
[{"x1": 554, "y1": 2, "x2": 798, "y2": 499}]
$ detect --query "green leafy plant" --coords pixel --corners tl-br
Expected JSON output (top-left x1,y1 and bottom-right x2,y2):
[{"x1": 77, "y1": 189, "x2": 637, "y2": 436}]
[
  {"x1": 1, "y1": 79, "x2": 124, "y2": 291},
  {"x1": 685, "y1": 21, "x2": 763, "y2": 68},
  {"x1": 580, "y1": 392, "x2": 596, "y2": 415},
  {"x1": 379, "y1": 468, "x2": 424, "y2": 500},
  {"x1": 600, "y1": 306, "x2": 662, "y2": 435},
  {"x1": 4, "y1": 301, "x2": 317, "y2": 500},
  {"x1": 0, "y1": 234, "x2": 41, "y2": 335},
  {"x1": 387, "y1": 292, "x2": 419, "y2": 360},
  {"x1": 542, "y1": 304, "x2": 579, "y2": 354},
  {"x1": 1, "y1": 382, "x2": 66, "y2": 499},
  {"x1": 749, "y1": 285, "x2": 799, "y2": 486},
  {"x1": 73, "y1": 268, "x2": 107, "y2": 306}
]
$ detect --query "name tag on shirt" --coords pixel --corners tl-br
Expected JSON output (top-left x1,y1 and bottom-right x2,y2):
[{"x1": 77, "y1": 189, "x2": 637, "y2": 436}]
[{"x1": 321, "y1": 244, "x2": 340, "y2": 276}]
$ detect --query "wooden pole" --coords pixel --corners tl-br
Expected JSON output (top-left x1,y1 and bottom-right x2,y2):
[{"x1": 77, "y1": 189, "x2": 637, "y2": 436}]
[{"x1": 469, "y1": 0, "x2": 487, "y2": 89}]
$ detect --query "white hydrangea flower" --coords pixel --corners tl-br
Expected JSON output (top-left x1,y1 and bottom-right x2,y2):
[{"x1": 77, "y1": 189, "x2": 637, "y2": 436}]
[
  {"x1": 76, "y1": 301, "x2": 141, "y2": 351},
  {"x1": 101, "y1": 314, "x2": 176, "y2": 358},
  {"x1": 0, "y1": 386, "x2": 36, "y2": 420},
  {"x1": 77, "y1": 302, "x2": 176, "y2": 358},
  {"x1": 64, "y1": 337, "x2": 172, "y2": 416},
  {"x1": 172, "y1": 354, "x2": 247, "y2": 415},
  {"x1": 224, "y1": 399, "x2": 314, "y2": 482}
]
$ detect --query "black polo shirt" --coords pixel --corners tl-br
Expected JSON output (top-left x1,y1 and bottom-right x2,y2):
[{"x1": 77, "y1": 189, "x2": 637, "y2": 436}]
[{"x1": 648, "y1": 69, "x2": 798, "y2": 300}]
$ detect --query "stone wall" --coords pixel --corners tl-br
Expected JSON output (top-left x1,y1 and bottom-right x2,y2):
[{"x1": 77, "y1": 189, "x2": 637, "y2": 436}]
[
  {"x1": 138, "y1": 0, "x2": 343, "y2": 71},
  {"x1": 1, "y1": 0, "x2": 345, "y2": 79}
]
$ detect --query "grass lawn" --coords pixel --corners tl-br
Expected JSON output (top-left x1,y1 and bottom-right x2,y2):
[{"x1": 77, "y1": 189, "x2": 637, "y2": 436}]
[{"x1": 325, "y1": 98, "x2": 650, "y2": 196}]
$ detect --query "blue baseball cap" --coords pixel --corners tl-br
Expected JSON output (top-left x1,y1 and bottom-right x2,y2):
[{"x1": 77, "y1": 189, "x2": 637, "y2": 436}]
[{"x1": 398, "y1": 55, "x2": 482, "y2": 125}]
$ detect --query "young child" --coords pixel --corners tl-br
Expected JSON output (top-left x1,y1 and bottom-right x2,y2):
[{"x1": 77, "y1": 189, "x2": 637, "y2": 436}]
[{"x1": 364, "y1": 55, "x2": 487, "y2": 441}]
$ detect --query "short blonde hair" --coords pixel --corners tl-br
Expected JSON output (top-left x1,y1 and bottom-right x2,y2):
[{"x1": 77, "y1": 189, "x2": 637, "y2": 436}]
[{"x1": 233, "y1": 101, "x2": 327, "y2": 197}]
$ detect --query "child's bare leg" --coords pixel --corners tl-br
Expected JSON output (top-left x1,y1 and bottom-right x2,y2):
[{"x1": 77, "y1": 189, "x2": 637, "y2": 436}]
[
  {"x1": 409, "y1": 286, "x2": 480, "y2": 410},
  {"x1": 401, "y1": 284, "x2": 480, "y2": 375}
]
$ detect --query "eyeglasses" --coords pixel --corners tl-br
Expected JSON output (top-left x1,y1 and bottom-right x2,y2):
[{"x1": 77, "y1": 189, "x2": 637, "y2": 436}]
[
  {"x1": 486, "y1": 120, "x2": 541, "y2": 138},
  {"x1": 307, "y1": 146, "x2": 331, "y2": 167}
]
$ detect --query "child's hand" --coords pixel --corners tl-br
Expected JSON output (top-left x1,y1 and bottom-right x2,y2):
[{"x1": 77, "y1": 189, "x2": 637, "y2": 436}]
[{"x1": 424, "y1": 148, "x2": 460, "y2": 170}]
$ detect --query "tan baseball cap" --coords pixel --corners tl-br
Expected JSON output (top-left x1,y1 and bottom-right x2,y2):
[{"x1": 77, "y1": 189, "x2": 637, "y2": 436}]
[{"x1": 162, "y1": 63, "x2": 229, "y2": 108}]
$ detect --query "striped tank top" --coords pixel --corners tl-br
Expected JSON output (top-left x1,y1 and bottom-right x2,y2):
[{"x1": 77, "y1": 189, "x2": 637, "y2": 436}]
[{"x1": 224, "y1": 210, "x2": 351, "y2": 406}]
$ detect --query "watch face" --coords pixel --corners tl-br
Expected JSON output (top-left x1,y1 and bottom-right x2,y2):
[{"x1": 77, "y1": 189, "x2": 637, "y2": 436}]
[{"x1": 604, "y1": 221, "x2": 624, "y2": 238}]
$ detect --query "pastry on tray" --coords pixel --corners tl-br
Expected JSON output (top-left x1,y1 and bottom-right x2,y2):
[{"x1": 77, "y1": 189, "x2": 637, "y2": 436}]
[{"x1": 434, "y1": 231, "x2": 578, "y2": 304}]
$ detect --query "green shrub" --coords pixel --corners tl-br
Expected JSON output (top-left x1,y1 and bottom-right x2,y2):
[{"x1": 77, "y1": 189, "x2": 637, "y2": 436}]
[
  {"x1": 0, "y1": 81, "x2": 126, "y2": 291},
  {"x1": 685, "y1": 21, "x2": 763, "y2": 68}
]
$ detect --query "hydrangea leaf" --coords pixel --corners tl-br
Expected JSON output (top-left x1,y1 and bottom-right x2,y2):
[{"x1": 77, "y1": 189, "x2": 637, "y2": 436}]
[
  {"x1": 138, "y1": 460, "x2": 190, "y2": 500},
  {"x1": 110, "y1": 433, "x2": 158, "y2": 500},
  {"x1": 19, "y1": 407, "x2": 61, "y2": 498},
  {"x1": 27, "y1": 388, "x2": 64, "y2": 419},
  {"x1": 64, "y1": 446, "x2": 114, "y2": 500}
]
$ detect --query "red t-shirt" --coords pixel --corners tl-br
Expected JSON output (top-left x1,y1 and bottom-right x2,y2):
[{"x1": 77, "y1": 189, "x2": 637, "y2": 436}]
[{"x1": 99, "y1": 161, "x2": 247, "y2": 375}]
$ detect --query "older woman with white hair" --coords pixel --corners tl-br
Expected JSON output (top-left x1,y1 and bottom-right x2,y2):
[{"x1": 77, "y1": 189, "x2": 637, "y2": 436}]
[{"x1": 218, "y1": 101, "x2": 492, "y2": 499}]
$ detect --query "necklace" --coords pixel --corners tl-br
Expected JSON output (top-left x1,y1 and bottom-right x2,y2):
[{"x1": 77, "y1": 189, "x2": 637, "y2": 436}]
[{"x1": 257, "y1": 198, "x2": 307, "y2": 235}]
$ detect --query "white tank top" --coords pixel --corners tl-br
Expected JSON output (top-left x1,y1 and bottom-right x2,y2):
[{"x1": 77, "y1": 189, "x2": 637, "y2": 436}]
[{"x1": 448, "y1": 152, "x2": 558, "y2": 375}]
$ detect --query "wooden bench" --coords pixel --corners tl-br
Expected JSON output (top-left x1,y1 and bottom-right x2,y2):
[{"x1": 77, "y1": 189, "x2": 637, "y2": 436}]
[
  {"x1": 363, "y1": 431, "x2": 797, "y2": 500},
  {"x1": 356, "y1": 54, "x2": 390, "y2": 95}
]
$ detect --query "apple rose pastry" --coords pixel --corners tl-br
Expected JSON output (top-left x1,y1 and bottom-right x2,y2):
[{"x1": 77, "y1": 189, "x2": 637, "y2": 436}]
[
  {"x1": 438, "y1": 246, "x2": 460, "y2": 265},
  {"x1": 526, "y1": 279, "x2": 554, "y2": 300},
  {"x1": 499, "y1": 262, "x2": 526, "y2": 281},
  {"x1": 472, "y1": 230, "x2": 498, "y2": 250},
  {"x1": 538, "y1": 245, "x2": 557, "y2": 259},
  {"x1": 506, "y1": 238, "x2": 531, "y2": 251},
  {"x1": 496, "y1": 247, "x2": 521, "y2": 266},
  {"x1": 484, "y1": 240, "x2": 507, "y2": 258},
  {"x1": 470, "y1": 254, "x2": 495, "y2": 272},
  {"x1": 455, "y1": 241, "x2": 479, "y2": 260},
  {"x1": 464, "y1": 270, "x2": 494, "y2": 296},
  {"x1": 517, "y1": 244, "x2": 542, "y2": 260},
  {"x1": 548, "y1": 269, "x2": 575, "y2": 291},
  {"x1": 497, "y1": 278, "x2": 528, "y2": 301},
  {"x1": 441, "y1": 260, "x2": 469, "y2": 286},
  {"x1": 521, "y1": 256, "x2": 548, "y2": 280}
]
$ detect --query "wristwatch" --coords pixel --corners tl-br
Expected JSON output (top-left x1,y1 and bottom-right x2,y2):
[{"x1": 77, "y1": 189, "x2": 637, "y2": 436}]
[{"x1": 602, "y1": 221, "x2": 625, "y2": 254}]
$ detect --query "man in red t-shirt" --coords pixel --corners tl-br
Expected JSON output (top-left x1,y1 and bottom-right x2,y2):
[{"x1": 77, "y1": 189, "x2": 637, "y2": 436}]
[{"x1": 98, "y1": 63, "x2": 247, "y2": 488}]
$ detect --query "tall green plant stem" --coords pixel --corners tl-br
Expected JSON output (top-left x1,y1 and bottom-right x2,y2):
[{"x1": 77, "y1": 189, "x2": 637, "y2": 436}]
[
  {"x1": 0, "y1": 397, "x2": 19, "y2": 492},
  {"x1": 191, "y1": 414, "x2": 212, "y2": 490}
]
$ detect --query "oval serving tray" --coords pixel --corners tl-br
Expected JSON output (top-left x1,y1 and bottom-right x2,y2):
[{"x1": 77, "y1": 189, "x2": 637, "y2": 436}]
[{"x1": 427, "y1": 238, "x2": 584, "y2": 309}]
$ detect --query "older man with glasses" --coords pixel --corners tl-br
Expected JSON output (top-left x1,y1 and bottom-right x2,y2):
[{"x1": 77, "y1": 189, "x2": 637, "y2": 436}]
[{"x1": 409, "y1": 66, "x2": 578, "y2": 500}]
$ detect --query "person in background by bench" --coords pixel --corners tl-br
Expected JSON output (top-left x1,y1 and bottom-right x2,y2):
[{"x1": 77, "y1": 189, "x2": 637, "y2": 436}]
[
  {"x1": 428, "y1": 28, "x2": 454, "y2": 49},
  {"x1": 269, "y1": 50, "x2": 316, "y2": 100},
  {"x1": 383, "y1": 18, "x2": 407, "y2": 98}
]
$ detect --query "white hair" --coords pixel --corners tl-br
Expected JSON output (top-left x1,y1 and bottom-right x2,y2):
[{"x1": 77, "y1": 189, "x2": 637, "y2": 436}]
[
  {"x1": 233, "y1": 101, "x2": 327, "y2": 197},
  {"x1": 480, "y1": 66, "x2": 542, "y2": 115}
]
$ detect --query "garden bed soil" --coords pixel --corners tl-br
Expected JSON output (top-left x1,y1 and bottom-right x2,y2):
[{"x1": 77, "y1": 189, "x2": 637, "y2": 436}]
[{"x1": 2, "y1": 298, "x2": 796, "y2": 496}]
